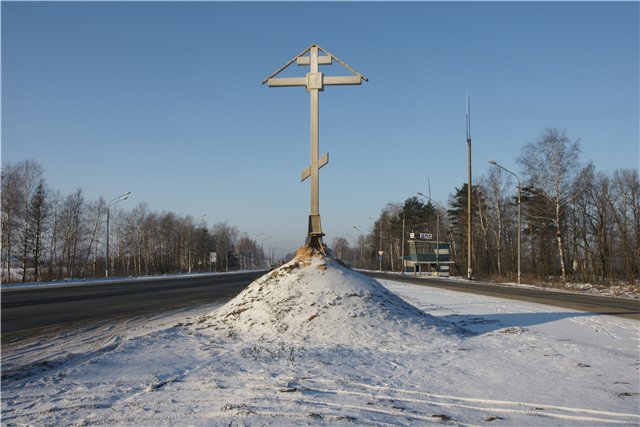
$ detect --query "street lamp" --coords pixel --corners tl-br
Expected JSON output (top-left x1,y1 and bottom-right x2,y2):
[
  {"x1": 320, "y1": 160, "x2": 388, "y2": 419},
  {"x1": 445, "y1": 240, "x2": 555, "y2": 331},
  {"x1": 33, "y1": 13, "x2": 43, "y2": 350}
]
[
  {"x1": 353, "y1": 225, "x2": 364, "y2": 268},
  {"x1": 378, "y1": 223, "x2": 383, "y2": 272},
  {"x1": 106, "y1": 191, "x2": 131, "y2": 277},
  {"x1": 417, "y1": 192, "x2": 441, "y2": 276},
  {"x1": 259, "y1": 235, "x2": 270, "y2": 268},
  {"x1": 466, "y1": 96, "x2": 472, "y2": 280},
  {"x1": 489, "y1": 160, "x2": 521, "y2": 285},
  {"x1": 189, "y1": 214, "x2": 206, "y2": 273},
  {"x1": 346, "y1": 233, "x2": 357, "y2": 267}
]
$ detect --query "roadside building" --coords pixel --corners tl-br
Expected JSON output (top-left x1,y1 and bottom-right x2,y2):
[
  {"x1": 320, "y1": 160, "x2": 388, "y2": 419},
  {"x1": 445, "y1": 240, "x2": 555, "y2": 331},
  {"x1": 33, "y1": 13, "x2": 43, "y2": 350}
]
[{"x1": 404, "y1": 232, "x2": 453, "y2": 277}]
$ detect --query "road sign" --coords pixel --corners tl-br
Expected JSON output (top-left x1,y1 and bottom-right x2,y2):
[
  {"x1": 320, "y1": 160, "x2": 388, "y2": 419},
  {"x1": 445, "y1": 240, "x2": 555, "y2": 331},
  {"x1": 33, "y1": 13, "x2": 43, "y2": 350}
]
[
  {"x1": 210, "y1": 252, "x2": 217, "y2": 263},
  {"x1": 378, "y1": 250, "x2": 384, "y2": 256},
  {"x1": 411, "y1": 233, "x2": 433, "y2": 240}
]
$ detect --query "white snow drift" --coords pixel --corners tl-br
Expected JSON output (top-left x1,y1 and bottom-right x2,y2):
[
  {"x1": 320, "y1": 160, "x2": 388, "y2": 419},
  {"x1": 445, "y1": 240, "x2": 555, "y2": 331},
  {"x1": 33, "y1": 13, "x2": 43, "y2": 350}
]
[{"x1": 195, "y1": 246, "x2": 462, "y2": 346}]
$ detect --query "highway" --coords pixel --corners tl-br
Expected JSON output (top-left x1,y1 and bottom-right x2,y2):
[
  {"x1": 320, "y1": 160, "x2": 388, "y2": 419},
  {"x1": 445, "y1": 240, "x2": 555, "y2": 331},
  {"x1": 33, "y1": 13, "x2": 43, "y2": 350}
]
[
  {"x1": 1, "y1": 271, "x2": 267, "y2": 340},
  {"x1": 3, "y1": 268, "x2": 637, "y2": 342},
  {"x1": 362, "y1": 271, "x2": 640, "y2": 320}
]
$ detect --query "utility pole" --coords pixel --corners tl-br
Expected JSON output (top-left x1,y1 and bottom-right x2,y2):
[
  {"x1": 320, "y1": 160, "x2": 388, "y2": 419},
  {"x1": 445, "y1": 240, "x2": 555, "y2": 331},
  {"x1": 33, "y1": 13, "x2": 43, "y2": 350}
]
[
  {"x1": 489, "y1": 160, "x2": 522, "y2": 285},
  {"x1": 106, "y1": 191, "x2": 131, "y2": 278},
  {"x1": 466, "y1": 96, "x2": 473, "y2": 280},
  {"x1": 401, "y1": 208, "x2": 405, "y2": 275},
  {"x1": 379, "y1": 225, "x2": 383, "y2": 272},
  {"x1": 353, "y1": 225, "x2": 364, "y2": 268},
  {"x1": 263, "y1": 44, "x2": 368, "y2": 252}
]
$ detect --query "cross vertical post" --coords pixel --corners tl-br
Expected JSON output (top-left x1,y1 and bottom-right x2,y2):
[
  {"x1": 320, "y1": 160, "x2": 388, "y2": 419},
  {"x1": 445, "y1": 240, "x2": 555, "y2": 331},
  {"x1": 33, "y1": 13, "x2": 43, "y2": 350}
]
[
  {"x1": 466, "y1": 96, "x2": 473, "y2": 280},
  {"x1": 308, "y1": 46, "x2": 322, "y2": 245},
  {"x1": 263, "y1": 44, "x2": 368, "y2": 251}
]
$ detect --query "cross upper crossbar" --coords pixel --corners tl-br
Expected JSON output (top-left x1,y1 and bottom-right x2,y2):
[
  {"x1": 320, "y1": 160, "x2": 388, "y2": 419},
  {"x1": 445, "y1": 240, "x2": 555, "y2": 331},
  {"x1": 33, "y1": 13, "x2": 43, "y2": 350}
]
[{"x1": 261, "y1": 43, "x2": 368, "y2": 85}]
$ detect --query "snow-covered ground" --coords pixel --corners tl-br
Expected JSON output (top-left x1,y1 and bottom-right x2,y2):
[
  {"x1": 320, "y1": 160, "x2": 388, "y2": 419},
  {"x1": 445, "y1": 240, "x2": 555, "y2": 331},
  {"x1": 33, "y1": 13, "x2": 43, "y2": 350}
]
[{"x1": 2, "y1": 248, "x2": 639, "y2": 426}]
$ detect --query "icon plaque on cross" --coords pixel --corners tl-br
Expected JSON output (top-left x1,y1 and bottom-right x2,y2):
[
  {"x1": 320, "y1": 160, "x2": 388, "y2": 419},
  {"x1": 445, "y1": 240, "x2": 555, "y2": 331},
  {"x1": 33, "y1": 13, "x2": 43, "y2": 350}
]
[{"x1": 262, "y1": 44, "x2": 368, "y2": 251}]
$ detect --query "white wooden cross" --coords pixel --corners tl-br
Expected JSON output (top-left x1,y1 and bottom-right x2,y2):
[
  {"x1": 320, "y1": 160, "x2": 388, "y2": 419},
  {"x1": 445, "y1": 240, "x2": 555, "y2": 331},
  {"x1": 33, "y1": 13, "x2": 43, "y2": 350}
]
[{"x1": 262, "y1": 44, "x2": 368, "y2": 250}]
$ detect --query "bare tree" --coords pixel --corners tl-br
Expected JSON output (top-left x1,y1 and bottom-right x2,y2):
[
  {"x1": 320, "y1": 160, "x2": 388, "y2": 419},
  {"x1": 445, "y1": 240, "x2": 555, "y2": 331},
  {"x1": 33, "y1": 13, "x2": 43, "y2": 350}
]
[
  {"x1": 59, "y1": 189, "x2": 85, "y2": 278},
  {"x1": 474, "y1": 185, "x2": 492, "y2": 275},
  {"x1": 331, "y1": 237, "x2": 350, "y2": 261},
  {"x1": 609, "y1": 168, "x2": 640, "y2": 284},
  {"x1": 0, "y1": 161, "x2": 46, "y2": 282},
  {"x1": 237, "y1": 233, "x2": 261, "y2": 270},
  {"x1": 26, "y1": 180, "x2": 49, "y2": 281},
  {"x1": 482, "y1": 168, "x2": 512, "y2": 277},
  {"x1": 1, "y1": 163, "x2": 23, "y2": 282},
  {"x1": 124, "y1": 203, "x2": 152, "y2": 275},
  {"x1": 518, "y1": 128, "x2": 581, "y2": 283},
  {"x1": 212, "y1": 221, "x2": 239, "y2": 272},
  {"x1": 46, "y1": 190, "x2": 63, "y2": 280},
  {"x1": 81, "y1": 198, "x2": 106, "y2": 278},
  {"x1": 588, "y1": 172, "x2": 615, "y2": 281}
]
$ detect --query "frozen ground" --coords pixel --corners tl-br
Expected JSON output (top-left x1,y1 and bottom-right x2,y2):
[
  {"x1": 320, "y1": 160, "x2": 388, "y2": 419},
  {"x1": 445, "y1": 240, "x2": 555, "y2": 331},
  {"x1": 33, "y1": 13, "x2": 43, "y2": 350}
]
[{"x1": 2, "y1": 249, "x2": 639, "y2": 426}]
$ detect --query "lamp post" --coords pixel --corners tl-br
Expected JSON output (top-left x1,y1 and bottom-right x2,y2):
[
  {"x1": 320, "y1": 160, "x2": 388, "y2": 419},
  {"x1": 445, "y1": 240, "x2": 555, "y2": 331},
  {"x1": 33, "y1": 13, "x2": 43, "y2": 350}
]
[
  {"x1": 417, "y1": 192, "x2": 440, "y2": 276},
  {"x1": 260, "y1": 235, "x2": 270, "y2": 268},
  {"x1": 352, "y1": 225, "x2": 365, "y2": 268},
  {"x1": 346, "y1": 233, "x2": 357, "y2": 267},
  {"x1": 379, "y1": 224, "x2": 383, "y2": 272},
  {"x1": 467, "y1": 96, "x2": 472, "y2": 280},
  {"x1": 489, "y1": 160, "x2": 521, "y2": 285},
  {"x1": 106, "y1": 191, "x2": 131, "y2": 278},
  {"x1": 401, "y1": 208, "x2": 406, "y2": 275},
  {"x1": 253, "y1": 232, "x2": 265, "y2": 269},
  {"x1": 202, "y1": 224, "x2": 209, "y2": 273},
  {"x1": 188, "y1": 214, "x2": 206, "y2": 274}
]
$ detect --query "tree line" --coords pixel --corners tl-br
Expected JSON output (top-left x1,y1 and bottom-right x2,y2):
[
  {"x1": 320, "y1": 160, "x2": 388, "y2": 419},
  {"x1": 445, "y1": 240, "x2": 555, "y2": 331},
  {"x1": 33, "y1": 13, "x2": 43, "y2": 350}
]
[
  {"x1": 334, "y1": 128, "x2": 639, "y2": 287},
  {"x1": 4, "y1": 127, "x2": 637, "y2": 287},
  {"x1": 1, "y1": 160, "x2": 266, "y2": 283}
]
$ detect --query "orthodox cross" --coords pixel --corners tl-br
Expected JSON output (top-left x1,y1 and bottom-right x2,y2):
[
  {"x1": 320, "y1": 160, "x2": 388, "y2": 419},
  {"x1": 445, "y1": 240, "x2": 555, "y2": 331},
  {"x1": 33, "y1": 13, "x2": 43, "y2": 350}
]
[{"x1": 262, "y1": 44, "x2": 368, "y2": 251}]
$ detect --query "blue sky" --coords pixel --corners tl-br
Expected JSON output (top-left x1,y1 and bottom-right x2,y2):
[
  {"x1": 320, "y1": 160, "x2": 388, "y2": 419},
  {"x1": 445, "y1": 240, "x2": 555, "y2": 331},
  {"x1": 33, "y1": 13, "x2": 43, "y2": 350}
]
[{"x1": 2, "y1": 1, "x2": 638, "y2": 258}]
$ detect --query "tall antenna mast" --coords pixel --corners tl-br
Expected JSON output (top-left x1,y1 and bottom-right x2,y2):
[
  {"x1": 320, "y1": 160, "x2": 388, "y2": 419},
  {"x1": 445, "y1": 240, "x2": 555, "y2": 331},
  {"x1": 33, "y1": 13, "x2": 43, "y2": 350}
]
[
  {"x1": 466, "y1": 95, "x2": 472, "y2": 280},
  {"x1": 466, "y1": 95, "x2": 471, "y2": 141}
]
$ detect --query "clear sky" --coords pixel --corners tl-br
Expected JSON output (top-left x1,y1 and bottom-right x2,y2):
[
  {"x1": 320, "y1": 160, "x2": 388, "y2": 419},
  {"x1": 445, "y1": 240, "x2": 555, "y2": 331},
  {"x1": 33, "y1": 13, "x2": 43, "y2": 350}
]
[{"x1": 2, "y1": 1, "x2": 638, "y2": 258}]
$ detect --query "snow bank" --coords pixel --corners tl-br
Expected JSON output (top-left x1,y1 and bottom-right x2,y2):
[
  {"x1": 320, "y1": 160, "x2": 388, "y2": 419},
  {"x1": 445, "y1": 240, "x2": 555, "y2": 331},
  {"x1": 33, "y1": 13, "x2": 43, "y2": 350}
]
[{"x1": 195, "y1": 246, "x2": 461, "y2": 346}]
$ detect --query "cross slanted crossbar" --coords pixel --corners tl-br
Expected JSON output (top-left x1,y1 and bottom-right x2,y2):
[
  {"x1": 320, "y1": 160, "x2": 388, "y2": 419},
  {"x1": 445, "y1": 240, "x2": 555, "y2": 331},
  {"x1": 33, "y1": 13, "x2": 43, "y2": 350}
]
[{"x1": 263, "y1": 44, "x2": 368, "y2": 251}]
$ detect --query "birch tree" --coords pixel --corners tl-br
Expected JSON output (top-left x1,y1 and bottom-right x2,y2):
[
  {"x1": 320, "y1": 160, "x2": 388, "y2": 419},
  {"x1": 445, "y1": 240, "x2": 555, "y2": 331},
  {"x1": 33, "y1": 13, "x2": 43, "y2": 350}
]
[
  {"x1": 610, "y1": 168, "x2": 640, "y2": 284},
  {"x1": 518, "y1": 128, "x2": 581, "y2": 283},
  {"x1": 26, "y1": 180, "x2": 49, "y2": 281},
  {"x1": 1, "y1": 163, "x2": 23, "y2": 282}
]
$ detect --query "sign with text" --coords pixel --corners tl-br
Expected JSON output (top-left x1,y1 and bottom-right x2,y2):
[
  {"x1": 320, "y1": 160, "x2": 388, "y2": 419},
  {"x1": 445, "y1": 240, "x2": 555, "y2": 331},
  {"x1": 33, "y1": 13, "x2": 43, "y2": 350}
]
[{"x1": 410, "y1": 232, "x2": 433, "y2": 240}]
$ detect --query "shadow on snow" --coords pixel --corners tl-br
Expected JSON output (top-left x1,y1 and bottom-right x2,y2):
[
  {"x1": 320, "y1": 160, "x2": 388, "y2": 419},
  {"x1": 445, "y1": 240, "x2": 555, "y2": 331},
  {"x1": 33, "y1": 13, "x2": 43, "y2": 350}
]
[{"x1": 438, "y1": 311, "x2": 600, "y2": 334}]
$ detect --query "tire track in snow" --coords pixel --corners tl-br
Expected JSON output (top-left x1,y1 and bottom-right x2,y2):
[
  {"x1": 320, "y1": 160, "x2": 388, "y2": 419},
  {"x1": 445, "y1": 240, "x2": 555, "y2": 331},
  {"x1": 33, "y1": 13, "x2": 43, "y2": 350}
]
[
  {"x1": 302, "y1": 378, "x2": 640, "y2": 425},
  {"x1": 293, "y1": 398, "x2": 484, "y2": 426},
  {"x1": 5, "y1": 373, "x2": 638, "y2": 426}
]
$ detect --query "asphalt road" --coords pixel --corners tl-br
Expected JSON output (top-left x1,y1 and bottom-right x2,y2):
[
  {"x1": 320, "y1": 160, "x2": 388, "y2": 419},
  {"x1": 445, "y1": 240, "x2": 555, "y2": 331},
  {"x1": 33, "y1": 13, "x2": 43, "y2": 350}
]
[
  {"x1": 1, "y1": 270, "x2": 267, "y2": 340},
  {"x1": 362, "y1": 271, "x2": 640, "y2": 320},
  {"x1": 3, "y1": 268, "x2": 637, "y2": 342}
]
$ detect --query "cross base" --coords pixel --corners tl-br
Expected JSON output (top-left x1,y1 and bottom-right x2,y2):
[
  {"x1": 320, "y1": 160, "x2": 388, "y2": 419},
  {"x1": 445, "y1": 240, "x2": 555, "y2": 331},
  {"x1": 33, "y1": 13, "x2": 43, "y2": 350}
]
[{"x1": 306, "y1": 214, "x2": 326, "y2": 254}]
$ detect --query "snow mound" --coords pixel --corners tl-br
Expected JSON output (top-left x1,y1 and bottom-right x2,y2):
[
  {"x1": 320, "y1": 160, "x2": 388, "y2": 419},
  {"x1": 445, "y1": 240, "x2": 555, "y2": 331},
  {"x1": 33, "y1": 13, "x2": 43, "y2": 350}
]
[{"x1": 195, "y1": 247, "x2": 462, "y2": 346}]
